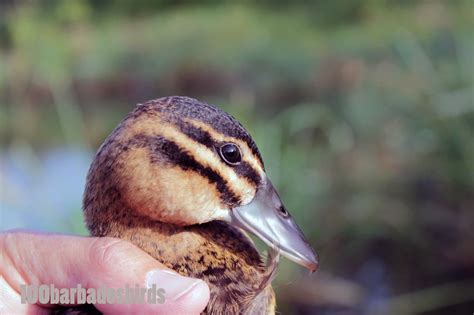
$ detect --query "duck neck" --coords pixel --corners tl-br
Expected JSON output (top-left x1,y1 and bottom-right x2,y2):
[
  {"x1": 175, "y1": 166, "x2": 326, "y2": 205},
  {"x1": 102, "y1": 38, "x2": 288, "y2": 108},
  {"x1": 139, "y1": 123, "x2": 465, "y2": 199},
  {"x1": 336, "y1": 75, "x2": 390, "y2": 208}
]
[{"x1": 83, "y1": 177, "x2": 275, "y2": 313}]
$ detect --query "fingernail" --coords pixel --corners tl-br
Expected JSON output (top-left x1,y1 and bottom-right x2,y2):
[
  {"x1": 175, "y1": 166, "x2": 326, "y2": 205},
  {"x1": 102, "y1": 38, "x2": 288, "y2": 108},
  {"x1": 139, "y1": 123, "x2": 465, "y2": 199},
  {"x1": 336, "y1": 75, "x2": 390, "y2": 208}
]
[{"x1": 146, "y1": 269, "x2": 208, "y2": 302}]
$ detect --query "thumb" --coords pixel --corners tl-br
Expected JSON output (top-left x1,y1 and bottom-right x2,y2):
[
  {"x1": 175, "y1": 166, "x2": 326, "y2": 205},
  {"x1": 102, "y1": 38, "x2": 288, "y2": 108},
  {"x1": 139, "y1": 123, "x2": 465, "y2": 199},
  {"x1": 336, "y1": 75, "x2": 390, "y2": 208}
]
[{"x1": 1, "y1": 231, "x2": 210, "y2": 315}]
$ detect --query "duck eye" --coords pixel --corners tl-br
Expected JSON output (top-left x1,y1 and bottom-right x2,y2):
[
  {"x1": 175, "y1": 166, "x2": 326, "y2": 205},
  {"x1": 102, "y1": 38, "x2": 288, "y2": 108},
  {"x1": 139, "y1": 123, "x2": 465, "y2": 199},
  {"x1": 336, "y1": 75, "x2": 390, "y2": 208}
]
[{"x1": 219, "y1": 143, "x2": 242, "y2": 165}]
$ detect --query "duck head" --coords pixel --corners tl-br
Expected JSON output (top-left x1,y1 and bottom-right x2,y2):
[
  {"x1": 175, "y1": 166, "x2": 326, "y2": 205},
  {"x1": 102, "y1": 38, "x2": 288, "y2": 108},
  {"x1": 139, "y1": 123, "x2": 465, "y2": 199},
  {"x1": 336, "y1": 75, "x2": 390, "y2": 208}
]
[{"x1": 85, "y1": 96, "x2": 318, "y2": 272}]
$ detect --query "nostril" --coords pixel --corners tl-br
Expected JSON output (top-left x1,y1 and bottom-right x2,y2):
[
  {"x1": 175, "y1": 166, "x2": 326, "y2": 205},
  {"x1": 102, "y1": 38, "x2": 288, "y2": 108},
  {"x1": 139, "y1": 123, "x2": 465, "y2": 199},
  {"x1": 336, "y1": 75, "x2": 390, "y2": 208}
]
[{"x1": 277, "y1": 206, "x2": 289, "y2": 217}]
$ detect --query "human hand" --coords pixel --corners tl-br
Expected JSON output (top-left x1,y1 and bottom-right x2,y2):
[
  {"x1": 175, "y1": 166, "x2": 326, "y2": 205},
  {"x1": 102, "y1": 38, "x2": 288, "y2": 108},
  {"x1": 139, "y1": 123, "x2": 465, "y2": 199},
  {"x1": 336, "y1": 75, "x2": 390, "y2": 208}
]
[{"x1": 0, "y1": 231, "x2": 210, "y2": 314}]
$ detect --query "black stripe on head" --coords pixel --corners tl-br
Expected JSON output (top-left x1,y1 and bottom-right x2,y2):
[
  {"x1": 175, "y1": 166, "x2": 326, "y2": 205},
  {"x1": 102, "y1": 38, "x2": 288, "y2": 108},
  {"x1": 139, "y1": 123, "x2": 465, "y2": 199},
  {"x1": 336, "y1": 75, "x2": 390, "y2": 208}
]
[
  {"x1": 173, "y1": 119, "x2": 216, "y2": 149},
  {"x1": 234, "y1": 161, "x2": 261, "y2": 186},
  {"x1": 144, "y1": 96, "x2": 265, "y2": 167},
  {"x1": 128, "y1": 134, "x2": 241, "y2": 206},
  {"x1": 170, "y1": 119, "x2": 262, "y2": 187}
]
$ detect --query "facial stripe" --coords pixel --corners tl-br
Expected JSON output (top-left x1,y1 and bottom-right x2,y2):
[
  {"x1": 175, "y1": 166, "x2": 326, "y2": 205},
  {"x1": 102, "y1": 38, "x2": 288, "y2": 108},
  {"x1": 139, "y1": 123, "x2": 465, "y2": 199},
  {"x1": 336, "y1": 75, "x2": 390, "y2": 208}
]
[
  {"x1": 182, "y1": 118, "x2": 265, "y2": 176},
  {"x1": 234, "y1": 162, "x2": 260, "y2": 186},
  {"x1": 128, "y1": 134, "x2": 241, "y2": 206},
  {"x1": 172, "y1": 119, "x2": 216, "y2": 150},
  {"x1": 152, "y1": 96, "x2": 264, "y2": 166},
  {"x1": 171, "y1": 119, "x2": 262, "y2": 187},
  {"x1": 124, "y1": 114, "x2": 257, "y2": 205}
]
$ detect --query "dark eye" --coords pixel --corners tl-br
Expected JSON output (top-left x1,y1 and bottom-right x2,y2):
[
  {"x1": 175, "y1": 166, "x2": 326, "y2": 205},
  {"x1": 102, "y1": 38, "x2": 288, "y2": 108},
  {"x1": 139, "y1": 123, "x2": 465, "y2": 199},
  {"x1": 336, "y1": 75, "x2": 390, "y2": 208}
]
[{"x1": 219, "y1": 143, "x2": 242, "y2": 165}]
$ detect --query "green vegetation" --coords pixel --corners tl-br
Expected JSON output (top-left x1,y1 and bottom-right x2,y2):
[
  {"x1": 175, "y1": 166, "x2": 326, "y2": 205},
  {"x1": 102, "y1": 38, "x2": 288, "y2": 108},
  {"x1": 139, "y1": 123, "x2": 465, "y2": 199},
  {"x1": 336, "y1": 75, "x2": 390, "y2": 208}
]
[{"x1": 1, "y1": 1, "x2": 473, "y2": 314}]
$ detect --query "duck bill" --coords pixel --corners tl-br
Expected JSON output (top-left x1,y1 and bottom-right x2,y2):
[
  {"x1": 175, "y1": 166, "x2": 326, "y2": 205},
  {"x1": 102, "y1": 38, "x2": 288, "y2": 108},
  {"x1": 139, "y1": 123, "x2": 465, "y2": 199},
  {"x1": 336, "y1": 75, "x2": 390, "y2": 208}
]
[{"x1": 229, "y1": 179, "x2": 318, "y2": 272}]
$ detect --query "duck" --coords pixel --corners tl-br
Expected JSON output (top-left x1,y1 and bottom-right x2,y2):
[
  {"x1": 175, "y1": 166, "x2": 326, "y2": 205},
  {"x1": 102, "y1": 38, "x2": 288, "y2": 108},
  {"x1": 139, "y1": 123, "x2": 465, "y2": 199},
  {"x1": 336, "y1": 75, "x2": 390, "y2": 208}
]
[{"x1": 81, "y1": 96, "x2": 318, "y2": 314}]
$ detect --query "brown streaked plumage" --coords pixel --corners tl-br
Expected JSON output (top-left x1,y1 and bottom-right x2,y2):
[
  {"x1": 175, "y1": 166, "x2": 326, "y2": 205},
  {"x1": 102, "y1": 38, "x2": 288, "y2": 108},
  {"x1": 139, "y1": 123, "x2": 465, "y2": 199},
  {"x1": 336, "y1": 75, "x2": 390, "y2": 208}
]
[{"x1": 65, "y1": 96, "x2": 317, "y2": 314}]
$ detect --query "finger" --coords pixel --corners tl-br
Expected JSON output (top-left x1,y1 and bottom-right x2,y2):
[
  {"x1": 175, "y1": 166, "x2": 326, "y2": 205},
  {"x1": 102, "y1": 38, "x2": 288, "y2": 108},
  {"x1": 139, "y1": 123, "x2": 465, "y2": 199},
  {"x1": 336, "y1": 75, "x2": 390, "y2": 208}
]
[{"x1": 1, "y1": 231, "x2": 210, "y2": 314}]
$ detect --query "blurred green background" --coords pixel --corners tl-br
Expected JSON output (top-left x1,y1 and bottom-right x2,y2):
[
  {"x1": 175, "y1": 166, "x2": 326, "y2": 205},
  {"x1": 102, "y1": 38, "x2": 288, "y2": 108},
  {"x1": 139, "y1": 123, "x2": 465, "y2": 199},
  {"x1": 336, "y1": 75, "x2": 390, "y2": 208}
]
[{"x1": 1, "y1": 1, "x2": 473, "y2": 314}]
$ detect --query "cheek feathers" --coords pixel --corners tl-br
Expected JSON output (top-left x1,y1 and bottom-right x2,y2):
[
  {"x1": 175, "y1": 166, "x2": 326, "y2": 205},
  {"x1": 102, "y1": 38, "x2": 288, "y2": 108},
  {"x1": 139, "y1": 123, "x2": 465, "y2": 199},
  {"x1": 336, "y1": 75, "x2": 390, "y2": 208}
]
[
  {"x1": 118, "y1": 146, "x2": 257, "y2": 225},
  {"x1": 119, "y1": 148, "x2": 224, "y2": 225},
  {"x1": 113, "y1": 113, "x2": 259, "y2": 225}
]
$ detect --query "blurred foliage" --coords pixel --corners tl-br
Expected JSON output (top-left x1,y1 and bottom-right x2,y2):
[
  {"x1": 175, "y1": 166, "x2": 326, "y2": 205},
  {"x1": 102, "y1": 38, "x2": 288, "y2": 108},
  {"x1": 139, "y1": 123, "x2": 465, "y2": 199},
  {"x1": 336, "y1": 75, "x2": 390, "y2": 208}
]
[{"x1": 1, "y1": 1, "x2": 474, "y2": 314}]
